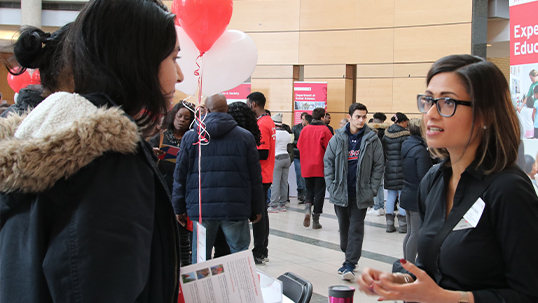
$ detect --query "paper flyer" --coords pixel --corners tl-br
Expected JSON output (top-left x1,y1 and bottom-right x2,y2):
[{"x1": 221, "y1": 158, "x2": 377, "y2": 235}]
[{"x1": 179, "y1": 250, "x2": 264, "y2": 303}]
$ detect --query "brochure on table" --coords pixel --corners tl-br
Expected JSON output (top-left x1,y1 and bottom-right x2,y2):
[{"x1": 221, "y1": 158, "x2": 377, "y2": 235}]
[{"x1": 179, "y1": 250, "x2": 264, "y2": 303}]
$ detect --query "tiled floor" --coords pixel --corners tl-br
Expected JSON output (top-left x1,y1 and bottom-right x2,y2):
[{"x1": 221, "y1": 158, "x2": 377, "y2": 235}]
[{"x1": 252, "y1": 198, "x2": 406, "y2": 303}]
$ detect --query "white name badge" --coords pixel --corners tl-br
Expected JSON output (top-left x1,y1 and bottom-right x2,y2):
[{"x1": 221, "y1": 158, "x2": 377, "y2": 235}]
[
  {"x1": 196, "y1": 222, "x2": 207, "y2": 263},
  {"x1": 453, "y1": 198, "x2": 486, "y2": 231}
]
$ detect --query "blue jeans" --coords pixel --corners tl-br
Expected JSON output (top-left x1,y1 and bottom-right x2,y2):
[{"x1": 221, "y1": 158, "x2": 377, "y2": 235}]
[
  {"x1": 293, "y1": 159, "x2": 305, "y2": 193},
  {"x1": 373, "y1": 182, "x2": 384, "y2": 210},
  {"x1": 386, "y1": 190, "x2": 405, "y2": 216},
  {"x1": 192, "y1": 219, "x2": 250, "y2": 264}
]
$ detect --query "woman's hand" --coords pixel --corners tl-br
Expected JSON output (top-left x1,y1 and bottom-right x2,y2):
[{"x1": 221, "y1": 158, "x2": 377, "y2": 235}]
[
  {"x1": 364, "y1": 259, "x2": 463, "y2": 303},
  {"x1": 153, "y1": 147, "x2": 166, "y2": 157},
  {"x1": 357, "y1": 267, "x2": 397, "y2": 296}
]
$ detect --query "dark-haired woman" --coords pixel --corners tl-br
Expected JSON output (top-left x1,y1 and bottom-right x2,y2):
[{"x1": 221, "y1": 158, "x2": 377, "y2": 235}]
[
  {"x1": 400, "y1": 118, "x2": 432, "y2": 264},
  {"x1": 382, "y1": 112, "x2": 410, "y2": 233},
  {"x1": 358, "y1": 54, "x2": 538, "y2": 303},
  {"x1": 150, "y1": 101, "x2": 194, "y2": 267},
  {"x1": 1, "y1": 24, "x2": 72, "y2": 118},
  {"x1": 0, "y1": 0, "x2": 183, "y2": 302}
]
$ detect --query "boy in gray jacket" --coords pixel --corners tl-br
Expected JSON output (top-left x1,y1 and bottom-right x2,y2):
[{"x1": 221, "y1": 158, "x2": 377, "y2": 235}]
[{"x1": 324, "y1": 103, "x2": 384, "y2": 280}]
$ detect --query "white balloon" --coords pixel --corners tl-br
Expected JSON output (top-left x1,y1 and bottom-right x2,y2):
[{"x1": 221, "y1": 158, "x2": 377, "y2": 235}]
[
  {"x1": 174, "y1": 28, "x2": 258, "y2": 97},
  {"x1": 201, "y1": 30, "x2": 258, "y2": 96},
  {"x1": 174, "y1": 26, "x2": 199, "y2": 96}
]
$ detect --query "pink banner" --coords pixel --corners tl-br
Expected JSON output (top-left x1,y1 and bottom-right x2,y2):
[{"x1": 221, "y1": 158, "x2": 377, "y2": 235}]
[
  {"x1": 293, "y1": 82, "x2": 328, "y2": 124},
  {"x1": 510, "y1": 0, "x2": 538, "y2": 65},
  {"x1": 222, "y1": 83, "x2": 251, "y2": 103}
]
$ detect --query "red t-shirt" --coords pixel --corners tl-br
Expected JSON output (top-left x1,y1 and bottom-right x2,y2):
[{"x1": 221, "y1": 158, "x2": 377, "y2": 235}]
[{"x1": 257, "y1": 115, "x2": 276, "y2": 184}]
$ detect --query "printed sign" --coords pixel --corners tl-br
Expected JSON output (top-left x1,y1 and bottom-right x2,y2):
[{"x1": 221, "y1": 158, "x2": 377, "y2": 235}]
[{"x1": 293, "y1": 82, "x2": 328, "y2": 124}]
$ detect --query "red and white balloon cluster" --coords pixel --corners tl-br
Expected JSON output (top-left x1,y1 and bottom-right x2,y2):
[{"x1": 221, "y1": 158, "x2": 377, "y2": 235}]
[{"x1": 172, "y1": 0, "x2": 257, "y2": 96}]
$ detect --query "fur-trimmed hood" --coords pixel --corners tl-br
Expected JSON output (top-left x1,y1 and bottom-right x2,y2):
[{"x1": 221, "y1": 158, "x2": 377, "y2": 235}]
[
  {"x1": 0, "y1": 92, "x2": 139, "y2": 193},
  {"x1": 384, "y1": 123, "x2": 410, "y2": 139},
  {"x1": 367, "y1": 122, "x2": 391, "y2": 130}
]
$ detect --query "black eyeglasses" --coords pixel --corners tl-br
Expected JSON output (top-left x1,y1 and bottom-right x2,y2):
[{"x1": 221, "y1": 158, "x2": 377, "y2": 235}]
[{"x1": 417, "y1": 94, "x2": 472, "y2": 117}]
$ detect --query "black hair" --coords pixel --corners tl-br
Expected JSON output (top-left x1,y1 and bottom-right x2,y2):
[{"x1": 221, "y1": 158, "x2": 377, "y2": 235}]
[
  {"x1": 247, "y1": 92, "x2": 266, "y2": 108},
  {"x1": 348, "y1": 103, "x2": 368, "y2": 115},
  {"x1": 162, "y1": 102, "x2": 195, "y2": 131},
  {"x1": 325, "y1": 113, "x2": 331, "y2": 117},
  {"x1": 228, "y1": 102, "x2": 262, "y2": 146},
  {"x1": 534, "y1": 85, "x2": 538, "y2": 94},
  {"x1": 524, "y1": 154, "x2": 535, "y2": 175},
  {"x1": 301, "y1": 112, "x2": 308, "y2": 119},
  {"x1": 391, "y1": 112, "x2": 409, "y2": 123},
  {"x1": 265, "y1": 109, "x2": 271, "y2": 116},
  {"x1": 368, "y1": 118, "x2": 373, "y2": 123},
  {"x1": 3, "y1": 24, "x2": 71, "y2": 94},
  {"x1": 64, "y1": 0, "x2": 176, "y2": 130},
  {"x1": 373, "y1": 112, "x2": 386, "y2": 121},
  {"x1": 312, "y1": 108, "x2": 325, "y2": 120},
  {"x1": 426, "y1": 54, "x2": 519, "y2": 174},
  {"x1": 305, "y1": 114, "x2": 313, "y2": 124}
]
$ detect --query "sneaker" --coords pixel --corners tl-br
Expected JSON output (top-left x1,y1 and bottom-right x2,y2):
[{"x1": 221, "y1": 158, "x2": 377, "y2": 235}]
[
  {"x1": 254, "y1": 256, "x2": 266, "y2": 265},
  {"x1": 341, "y1": 269, "x2": 355, "y2": 281},
  {"x1": 337, "y1": 265, "x2": 346, "y2": 275},
  {"x1": 298, "y1": 200, "x2": 305, "y2": 205},
  {"x1": 267, "y1": 206, "x2": 279, "y2": 213},
  {"x1": 278, "y1": 205, "x2": 287, "y2": 212},
  {"x1": 264, "y1": 256, "x2": 270, "y2": 262}
]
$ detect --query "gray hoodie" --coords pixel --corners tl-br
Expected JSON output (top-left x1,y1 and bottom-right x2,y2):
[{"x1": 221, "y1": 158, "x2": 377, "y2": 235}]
[{"x1": 324, "y1": 124, "x2": 384, "y2": 208}]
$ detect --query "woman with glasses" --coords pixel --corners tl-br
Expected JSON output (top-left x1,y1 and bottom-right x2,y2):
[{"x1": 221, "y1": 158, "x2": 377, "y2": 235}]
[{"x1": 357, "y1": 54, "x2": 538, "y2": 303}]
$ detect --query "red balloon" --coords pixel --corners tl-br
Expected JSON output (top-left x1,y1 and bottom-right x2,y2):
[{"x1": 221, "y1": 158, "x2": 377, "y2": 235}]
[
  {"x1": 6, "y1": 68, "x2": 32, "y2": 93},
  {"x1": 171, "y1": 0, "x2": 181, "y2": 27},
  {"x1": 29, "y1": 69, "x2": 41, "y2": 85},
  {"x1": 173, "y1": 0, "x2": 233, "y2": 54}
]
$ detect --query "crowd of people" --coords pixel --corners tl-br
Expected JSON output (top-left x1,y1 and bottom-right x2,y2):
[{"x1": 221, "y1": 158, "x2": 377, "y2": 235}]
[{"x1": 0, "y1": 0, "x2": 537, "y2": 302}]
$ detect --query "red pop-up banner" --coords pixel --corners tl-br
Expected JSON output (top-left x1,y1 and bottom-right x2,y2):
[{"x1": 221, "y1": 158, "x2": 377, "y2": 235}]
[{"x1": 510, "y1": 0, "x2": 538, "y2": 65}]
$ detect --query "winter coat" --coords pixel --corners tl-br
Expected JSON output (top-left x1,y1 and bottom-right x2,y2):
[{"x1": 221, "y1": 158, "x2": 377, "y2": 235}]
[
  {"x1": 172, "y1": 112, "x2": 264, "y2": 220},
  {"x1": 324, "y1": 125, "x2": 384, "y2": 209},
  {"x1": 0, "y1": 87, "x2": 44, "y2": 118},
  {"x1": 367, "y1": 121, "x2": 391, "y2": 141},
  {"x1": 297, "y1": 120, "x2": 333, "y2": 178},
  {"x1": 400, "y1": 135, "x2": 432, "y2": 211},
  {"x1": 291, "y1": 123, "x2": 304, "y2": 159},
  {"x1": 0, "y1": 92, "x2": 180, "y2": 303},
  {"x1": 382, "y1": 123, "x2": 410, "y2": 190}
]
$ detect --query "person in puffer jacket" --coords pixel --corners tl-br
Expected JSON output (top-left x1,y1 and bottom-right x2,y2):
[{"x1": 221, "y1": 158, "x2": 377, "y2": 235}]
[{"x1": 382, "y1": 112, "x2": 410, "y2": 233}]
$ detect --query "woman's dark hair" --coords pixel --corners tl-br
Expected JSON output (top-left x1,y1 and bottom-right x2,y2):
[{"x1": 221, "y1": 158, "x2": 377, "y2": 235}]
[
  {"x1": 391, "y1": 112, "x2": 409, "y2": 123},
  {"x1": 64, "y1": 0, "x2": 176, "y2": 130},
  {"x1": 228, "y1": 102, "x2": 261, "y2": 146},
  {"x1": 163, "y1": 101, "x2": 195, "y2": 131},
  {"x1": 425, "y1": 54, "x2": 519, "y2": 174},
  {"x1": 2, "y1": 23, "x2": 71, "y2": 94}
]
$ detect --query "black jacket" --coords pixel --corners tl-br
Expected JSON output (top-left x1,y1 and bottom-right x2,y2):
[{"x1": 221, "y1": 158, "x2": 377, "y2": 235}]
[
  {"x1": 0, "y1": 88, "x2": 44, "y2": 118},
  {"x1": 0, "y1": 92, "x2": 179, "y2": 303},
  {"x1": 416, "y1": 160, "x2": 538, "y2": 303},
  {"x1": 291, "y1": 123, "x2": 304, "y2": 159},
  {"x1": 173, "y1": 112, "x2": 264, "y2": 220},
  {"x1": 382, "y1": 124, "x2": 410, "y2": 190},
  {"x1": 399, "y1": 135, "x2": 432, "y2": 211}
]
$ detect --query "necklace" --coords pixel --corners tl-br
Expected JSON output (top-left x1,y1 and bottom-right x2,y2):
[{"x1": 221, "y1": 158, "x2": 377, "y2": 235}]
[{"x1": 164, "y1": 129, "x2": 182, "y2": 146}]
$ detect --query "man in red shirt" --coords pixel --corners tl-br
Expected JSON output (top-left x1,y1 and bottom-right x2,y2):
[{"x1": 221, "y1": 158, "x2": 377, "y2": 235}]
[
  {"x1": 247, "y1": 92, "x2": 275, "y2": 265},
  {"x1": 297, "y1": 108, "x2": 333, "y2": 229}
]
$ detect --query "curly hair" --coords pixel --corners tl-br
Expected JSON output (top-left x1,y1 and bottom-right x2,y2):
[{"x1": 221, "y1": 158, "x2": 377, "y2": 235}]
[
  {"x1": 162, "y1": 101, "x2": 195, "y2": 131},
  {"x1": 228, "y1": 101, "x2": 261, "y2": 146}
]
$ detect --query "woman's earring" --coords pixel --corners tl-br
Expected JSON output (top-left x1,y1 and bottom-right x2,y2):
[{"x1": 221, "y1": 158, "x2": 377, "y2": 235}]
[{"x1": 483, "y1": 125, "x2": 487, "y2": 130}]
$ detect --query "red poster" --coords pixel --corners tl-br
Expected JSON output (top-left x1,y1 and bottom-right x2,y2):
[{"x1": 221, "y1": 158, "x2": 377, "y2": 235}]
[
  {"x1": 293, "y1": 82, "x2": 328, "y2": 125},
  {"x1": 510, "y1": 0, "x2": 538, "y2": 65},
  {"x1": 222, "y1": 83, "x2": 251, "y2": 103}
]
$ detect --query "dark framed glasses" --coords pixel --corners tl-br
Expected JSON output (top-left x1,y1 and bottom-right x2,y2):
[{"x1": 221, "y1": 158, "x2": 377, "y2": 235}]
[{"x1": 417, "y1": 94, "x2": 472, "y2": 117}]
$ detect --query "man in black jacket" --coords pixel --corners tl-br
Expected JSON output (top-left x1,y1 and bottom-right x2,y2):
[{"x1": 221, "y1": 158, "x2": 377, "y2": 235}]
[{"x1": 292, "y1": 112, "x2": 308, "y2": 203}]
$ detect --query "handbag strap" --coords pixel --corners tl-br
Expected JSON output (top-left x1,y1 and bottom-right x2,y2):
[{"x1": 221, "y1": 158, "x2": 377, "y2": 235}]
[
  {"x1": 159, "y1": 132, "x2": 164, "y2": 148},
  {"x1": 422, "y1": 169, "x2": 500, "y2": 273}
]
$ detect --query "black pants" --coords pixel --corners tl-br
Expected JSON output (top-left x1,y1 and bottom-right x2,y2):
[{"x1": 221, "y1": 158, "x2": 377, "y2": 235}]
[
  {"x1": 334, "y1": 197, "x2": 367, "y2": 268},
  {"x1": 304, "y1": 177, "x2": 326, "y2": 214},
  {"x1": 252, "y1": 183, "x2": 271, "y2": 258}
]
